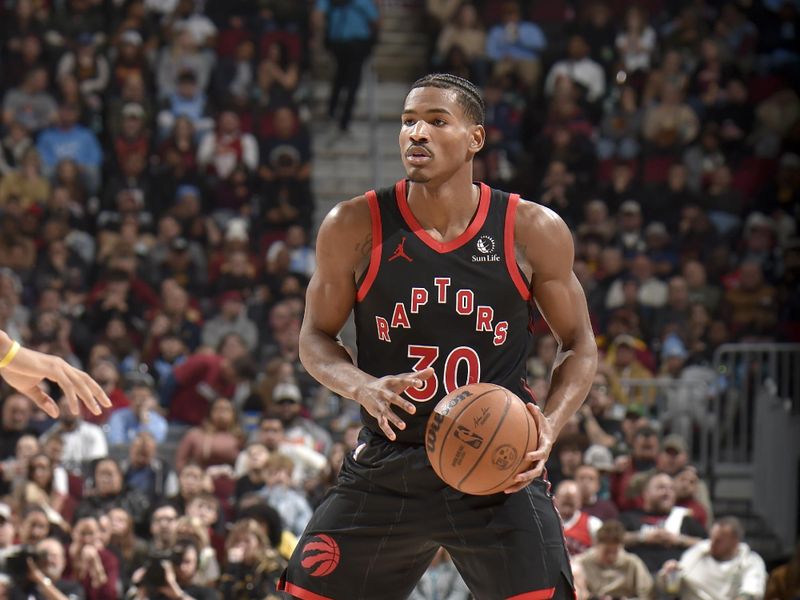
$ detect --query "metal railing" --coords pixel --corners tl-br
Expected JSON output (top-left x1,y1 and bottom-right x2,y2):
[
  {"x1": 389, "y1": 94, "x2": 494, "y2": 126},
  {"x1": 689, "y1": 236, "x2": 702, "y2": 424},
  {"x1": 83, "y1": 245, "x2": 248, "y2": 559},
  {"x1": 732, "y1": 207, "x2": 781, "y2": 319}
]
[{"x1": 619, "y1": 375, "x2": 716, "y2": 474}]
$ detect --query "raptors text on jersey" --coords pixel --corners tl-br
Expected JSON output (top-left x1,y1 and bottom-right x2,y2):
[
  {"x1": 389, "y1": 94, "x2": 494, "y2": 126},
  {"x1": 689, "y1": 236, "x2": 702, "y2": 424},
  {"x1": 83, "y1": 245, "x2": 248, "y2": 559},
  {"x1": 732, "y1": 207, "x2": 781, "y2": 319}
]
[{"x1": 353, "y1": 180, "x2": 536, "y2": 444}]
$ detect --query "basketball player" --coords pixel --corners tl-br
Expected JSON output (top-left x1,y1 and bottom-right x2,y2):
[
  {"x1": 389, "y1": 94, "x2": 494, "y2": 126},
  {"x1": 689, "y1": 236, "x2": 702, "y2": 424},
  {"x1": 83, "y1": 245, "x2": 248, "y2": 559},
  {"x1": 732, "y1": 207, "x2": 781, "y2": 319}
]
[
  {"x1": 0, "y1": 328, "x2": 111, "y2": 417},
  {"x1": 279, "y1": 74, "x2": 598, "y2": 599}
]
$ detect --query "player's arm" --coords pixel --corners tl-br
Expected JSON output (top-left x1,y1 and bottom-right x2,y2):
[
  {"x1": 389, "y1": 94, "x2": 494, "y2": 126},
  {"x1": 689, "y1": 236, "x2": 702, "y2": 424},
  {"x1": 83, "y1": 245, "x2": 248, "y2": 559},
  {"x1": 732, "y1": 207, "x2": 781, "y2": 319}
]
[
  {"x1": 0, "y1": 329, "x2": 111, "y2": 417},
  {"x1": 298, "y1": 197, "x2": 433, "y2": 440},
  {"x1": 505, "y1": 202, "x2": 598, "y2": 493}
]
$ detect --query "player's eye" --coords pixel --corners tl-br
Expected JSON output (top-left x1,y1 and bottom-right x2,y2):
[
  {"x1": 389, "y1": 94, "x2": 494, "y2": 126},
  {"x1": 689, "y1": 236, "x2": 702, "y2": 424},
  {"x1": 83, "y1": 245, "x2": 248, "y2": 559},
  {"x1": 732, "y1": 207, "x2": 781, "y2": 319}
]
[
  {"x1": 402, "y1": 119, "x2": 415, "y2": 127},
  {"x1": 433, "y1": 119, "x2": 446, "y2": 126}
]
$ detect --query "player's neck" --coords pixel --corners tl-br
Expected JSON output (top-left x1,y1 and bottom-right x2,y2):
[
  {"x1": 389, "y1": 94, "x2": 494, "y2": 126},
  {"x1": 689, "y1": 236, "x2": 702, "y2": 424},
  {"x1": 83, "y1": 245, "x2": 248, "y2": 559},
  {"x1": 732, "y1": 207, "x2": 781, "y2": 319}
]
[{"x1": 406, "y1": 173, "x2": 479, "y2": 242}]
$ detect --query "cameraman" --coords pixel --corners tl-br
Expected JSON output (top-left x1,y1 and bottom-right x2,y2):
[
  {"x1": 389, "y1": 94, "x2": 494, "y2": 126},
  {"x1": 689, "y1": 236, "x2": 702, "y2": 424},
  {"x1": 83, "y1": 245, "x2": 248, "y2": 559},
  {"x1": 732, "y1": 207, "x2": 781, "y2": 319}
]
[
  {"x1": 5, "y1": 537, "x2": 83, "y2": 600},
  {"x1": 127, "y1": 548, "x2": 195, "y2": 600}
]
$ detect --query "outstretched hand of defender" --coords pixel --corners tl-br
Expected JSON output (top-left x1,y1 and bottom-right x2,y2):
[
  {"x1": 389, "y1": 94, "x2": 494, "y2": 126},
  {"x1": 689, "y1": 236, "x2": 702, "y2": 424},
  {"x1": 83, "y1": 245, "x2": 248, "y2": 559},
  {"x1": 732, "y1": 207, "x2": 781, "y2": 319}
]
[
  {"x1": 354, "y1": 367, "x2": 435, "y2": 441},
  {"x1": 503, "y1": 404, "x2": 555, "y2": 494},
  {"x1": 0, "y1": 345, "x2": 112, "y2": 418}
]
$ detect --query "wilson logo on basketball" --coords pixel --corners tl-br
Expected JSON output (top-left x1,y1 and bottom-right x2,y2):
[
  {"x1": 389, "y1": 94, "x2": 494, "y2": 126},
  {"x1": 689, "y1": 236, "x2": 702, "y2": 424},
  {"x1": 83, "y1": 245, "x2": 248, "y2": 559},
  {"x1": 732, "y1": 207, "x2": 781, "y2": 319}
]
[{"x1": 300, "y1": 534, "x2": 341, "y2": 577}]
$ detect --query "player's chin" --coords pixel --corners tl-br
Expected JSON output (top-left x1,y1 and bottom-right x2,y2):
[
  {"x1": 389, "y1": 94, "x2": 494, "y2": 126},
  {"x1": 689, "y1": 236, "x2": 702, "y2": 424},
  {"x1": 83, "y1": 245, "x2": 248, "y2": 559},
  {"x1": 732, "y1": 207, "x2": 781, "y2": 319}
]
[{"x1": 406, "y1": 169, "x2": 432, "y2": 183}]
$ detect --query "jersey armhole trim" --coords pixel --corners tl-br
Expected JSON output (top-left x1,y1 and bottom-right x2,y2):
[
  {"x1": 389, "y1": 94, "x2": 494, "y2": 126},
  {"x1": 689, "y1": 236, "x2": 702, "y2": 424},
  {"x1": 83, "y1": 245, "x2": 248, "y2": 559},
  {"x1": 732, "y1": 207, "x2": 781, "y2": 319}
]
[
  {"x1": 506, "y1": 588, "x2": 556, "y2": 600},
  {"x1": 505, "y1": 193, "x2": 532, "y2": 301},
  {"x1": 356, "y1": 189, "x2": 382, "y2": 302}
]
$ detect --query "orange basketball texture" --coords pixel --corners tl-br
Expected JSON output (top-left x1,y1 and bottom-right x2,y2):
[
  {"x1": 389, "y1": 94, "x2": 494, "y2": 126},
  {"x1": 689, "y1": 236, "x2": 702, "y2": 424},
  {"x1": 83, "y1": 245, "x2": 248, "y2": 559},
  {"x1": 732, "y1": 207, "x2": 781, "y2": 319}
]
[{"x1": 425, "y1": 383, "x2": 539, "y2": 495}]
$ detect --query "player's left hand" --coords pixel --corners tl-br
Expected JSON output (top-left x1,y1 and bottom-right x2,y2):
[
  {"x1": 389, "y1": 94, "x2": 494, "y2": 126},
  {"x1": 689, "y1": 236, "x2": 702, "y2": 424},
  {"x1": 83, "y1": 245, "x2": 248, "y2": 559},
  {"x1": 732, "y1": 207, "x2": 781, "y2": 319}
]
[{"x1": 503, "y1": 403, "x2": 555, "y2": 494}]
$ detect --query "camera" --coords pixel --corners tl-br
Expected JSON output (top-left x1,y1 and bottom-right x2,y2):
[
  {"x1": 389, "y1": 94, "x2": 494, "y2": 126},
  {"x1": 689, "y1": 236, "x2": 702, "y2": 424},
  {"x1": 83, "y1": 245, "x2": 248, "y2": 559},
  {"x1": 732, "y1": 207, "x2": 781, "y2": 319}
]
[
  {"x1": 0, "y1": 545, "x2": 47, "y2": 583},
  {"x1": 139, "y1": 549, "x2": 181, "y2": 590}
]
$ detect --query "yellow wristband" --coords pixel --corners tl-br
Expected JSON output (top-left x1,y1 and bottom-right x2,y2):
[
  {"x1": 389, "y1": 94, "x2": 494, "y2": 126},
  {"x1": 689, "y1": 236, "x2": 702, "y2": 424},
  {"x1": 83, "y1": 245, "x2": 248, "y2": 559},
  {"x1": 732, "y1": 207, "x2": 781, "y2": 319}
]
[{"x1": 0, "y1": 341, "x2": 21, "y2": 369}]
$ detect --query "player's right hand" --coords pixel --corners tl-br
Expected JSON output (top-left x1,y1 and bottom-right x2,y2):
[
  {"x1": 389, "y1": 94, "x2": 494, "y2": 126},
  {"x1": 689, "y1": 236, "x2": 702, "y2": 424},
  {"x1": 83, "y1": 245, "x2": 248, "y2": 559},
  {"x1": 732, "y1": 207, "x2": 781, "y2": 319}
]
[{"x1": 353, "y1": 367, "x2": 435, "y2": 441}]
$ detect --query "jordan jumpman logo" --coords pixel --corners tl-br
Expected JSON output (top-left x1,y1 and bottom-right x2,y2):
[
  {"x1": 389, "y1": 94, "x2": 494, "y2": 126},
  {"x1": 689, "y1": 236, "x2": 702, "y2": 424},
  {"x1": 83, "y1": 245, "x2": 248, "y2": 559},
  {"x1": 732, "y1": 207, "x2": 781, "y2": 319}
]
[{"x1": 389, "y1": 236, "x2": 413, "y2": 262}]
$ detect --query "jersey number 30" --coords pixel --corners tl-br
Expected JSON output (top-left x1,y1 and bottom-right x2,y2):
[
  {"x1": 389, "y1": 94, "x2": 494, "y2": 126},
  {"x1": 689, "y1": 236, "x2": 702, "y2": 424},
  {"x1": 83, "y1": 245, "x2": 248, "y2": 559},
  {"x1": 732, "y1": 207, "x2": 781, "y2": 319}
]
[{"x1": 405, "y1": 345, "x2": 481, "y2": 401}]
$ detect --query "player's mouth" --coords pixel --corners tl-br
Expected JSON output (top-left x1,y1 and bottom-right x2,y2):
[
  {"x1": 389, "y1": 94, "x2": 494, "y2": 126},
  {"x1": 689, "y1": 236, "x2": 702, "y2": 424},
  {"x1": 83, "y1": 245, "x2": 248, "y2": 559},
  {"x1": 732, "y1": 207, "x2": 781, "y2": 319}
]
[{"x1": 405, "y1": 146, "x2": 432, "y2": 165}]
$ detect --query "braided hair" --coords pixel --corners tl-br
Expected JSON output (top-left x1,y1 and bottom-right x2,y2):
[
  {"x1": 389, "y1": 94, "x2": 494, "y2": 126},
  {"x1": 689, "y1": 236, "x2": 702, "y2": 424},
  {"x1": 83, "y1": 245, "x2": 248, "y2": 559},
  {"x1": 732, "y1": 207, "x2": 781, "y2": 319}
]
[{"x1": 409, "y1": 73, "x2": 485, "y2": 125}]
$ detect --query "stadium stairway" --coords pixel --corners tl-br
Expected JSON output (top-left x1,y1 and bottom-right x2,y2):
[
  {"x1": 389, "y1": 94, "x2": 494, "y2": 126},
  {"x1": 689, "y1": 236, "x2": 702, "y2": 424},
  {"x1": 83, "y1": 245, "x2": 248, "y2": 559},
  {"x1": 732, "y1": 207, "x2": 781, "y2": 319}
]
[{"x1": 310, "y1": 0, "x2": 428, "y2": 231}]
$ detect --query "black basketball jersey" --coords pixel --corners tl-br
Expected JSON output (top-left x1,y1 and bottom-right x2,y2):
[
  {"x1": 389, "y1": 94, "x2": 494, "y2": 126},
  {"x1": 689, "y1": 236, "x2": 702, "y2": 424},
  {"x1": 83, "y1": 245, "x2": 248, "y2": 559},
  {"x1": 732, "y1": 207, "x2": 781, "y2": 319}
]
[{"x1": 353, "y1": 180, "x2": 535, "y2": 444}]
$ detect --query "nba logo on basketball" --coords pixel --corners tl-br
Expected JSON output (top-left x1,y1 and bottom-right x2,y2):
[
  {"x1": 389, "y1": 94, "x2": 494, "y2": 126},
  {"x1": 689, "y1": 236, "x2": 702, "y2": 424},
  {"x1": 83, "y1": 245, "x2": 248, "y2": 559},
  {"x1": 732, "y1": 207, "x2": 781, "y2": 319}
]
[{"x1": 300, "y1": 534, "x2": 341, "y2": 577}]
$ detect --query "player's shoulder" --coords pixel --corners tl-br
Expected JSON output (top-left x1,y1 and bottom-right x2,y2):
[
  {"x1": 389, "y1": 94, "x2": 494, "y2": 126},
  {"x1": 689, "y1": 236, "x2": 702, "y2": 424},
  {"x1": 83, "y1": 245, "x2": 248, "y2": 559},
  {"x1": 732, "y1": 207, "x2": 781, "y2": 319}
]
[
  {"x1": 319, "y1": 194, "x2": 372, "y2": 235},
  {"x1": 513, "y1": 196, "x2": 571, "y2": 240},
  {"x1": 316, "y1": 194, "x2": 374, "y2": 259}
]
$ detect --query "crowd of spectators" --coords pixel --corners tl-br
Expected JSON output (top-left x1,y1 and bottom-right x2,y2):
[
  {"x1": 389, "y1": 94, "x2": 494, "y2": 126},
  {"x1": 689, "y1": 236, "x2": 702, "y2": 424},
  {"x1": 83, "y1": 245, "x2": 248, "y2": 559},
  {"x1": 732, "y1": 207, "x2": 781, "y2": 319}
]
[
  {"x1": 0, "y1": 0, "x2": 797, "y2": 598},
  {"x1": 422, "y1": 0, "x2": 799, "y2": 597}
]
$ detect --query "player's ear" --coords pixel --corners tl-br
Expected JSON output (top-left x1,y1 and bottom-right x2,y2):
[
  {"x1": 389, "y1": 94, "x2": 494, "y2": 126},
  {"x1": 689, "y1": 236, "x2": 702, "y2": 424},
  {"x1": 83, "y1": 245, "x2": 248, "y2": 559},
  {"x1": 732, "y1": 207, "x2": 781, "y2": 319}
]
[{"x1": 468, "y1": 124, "x2": 485, "y2": 156}]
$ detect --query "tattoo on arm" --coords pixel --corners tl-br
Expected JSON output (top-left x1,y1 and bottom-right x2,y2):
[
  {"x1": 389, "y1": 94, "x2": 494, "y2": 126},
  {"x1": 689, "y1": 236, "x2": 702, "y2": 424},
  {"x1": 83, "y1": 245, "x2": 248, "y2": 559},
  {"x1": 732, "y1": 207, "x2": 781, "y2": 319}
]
[{"x1": 356, "y1": 234, "x2": 372, "y2": 258}]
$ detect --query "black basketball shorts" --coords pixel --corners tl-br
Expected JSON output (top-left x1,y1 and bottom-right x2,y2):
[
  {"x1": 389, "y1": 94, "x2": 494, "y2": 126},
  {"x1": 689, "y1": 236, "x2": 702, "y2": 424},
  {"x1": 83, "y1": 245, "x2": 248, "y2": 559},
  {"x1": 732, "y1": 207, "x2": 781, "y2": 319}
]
[{"x1": 278, "y1": 428, "x2": 575, "y2": 600}]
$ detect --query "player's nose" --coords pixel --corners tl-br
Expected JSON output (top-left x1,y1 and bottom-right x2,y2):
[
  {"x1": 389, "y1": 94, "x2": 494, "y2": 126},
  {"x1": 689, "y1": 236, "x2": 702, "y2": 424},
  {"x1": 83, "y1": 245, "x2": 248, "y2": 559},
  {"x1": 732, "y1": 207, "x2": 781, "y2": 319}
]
[{"x1": 408, "y1": 121, "x2": 430, "y2": 142}]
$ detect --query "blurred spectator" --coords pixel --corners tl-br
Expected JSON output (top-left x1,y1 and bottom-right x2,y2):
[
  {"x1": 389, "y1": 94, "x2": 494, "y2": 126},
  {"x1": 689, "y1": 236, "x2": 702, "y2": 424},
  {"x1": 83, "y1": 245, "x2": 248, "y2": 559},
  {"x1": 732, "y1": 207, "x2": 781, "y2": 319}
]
[
  {"x1": 40, "y1": 397, "x2": 108, "y2": 473},
  {"x1": 160, "y1": 335, "x2": 250, "y2": 425},
  {"x1": 616, "y1": 6, "x2": 657, "y2": 75},
  {"x1": 683, "y1": 260, "x2": 721, "y2": 314},
  {"x1": 723, "y1": 260, "x2": 778, "y2": 335},
  {"x1": 55, "y1": 35, "x2": 109, "y2": 113},
  {"x1": 271, "y1": 382, "x2": 332, "y2": 454},
  {"x1": 201, "y1": 291, "x2": 258, "y2": 352},
  {"x1": 2, "y1": 67, "x2": 56, "y2": 133},
  {"x1": 36, "y1": 103, "x2": 103, "y2": 193},
  {"x1": 252, "y1": 41, "x2": 300, "y2": 110},
  {"x1": 10, "y1": 536, "x2": 85, "y2": 600},
  {"x1": 575, "y1": 463, "x2": 618, "y2": 521},
  {"x1": 657, "y1": 517, "x2": 767, "y2": 600},
  {"x1": 156, "y1": 27, "x2": 215, "y2": 101},
  {"x1": 0, "y1": 148, "x2": 50, "y2": 209},
  {"x1": 0, "y1": 393, "x2": 36, "y2": 460},
  {"x1": 246, "y1": 415, "x2": 327, "y2": 487},
  {"x1": 218, "y1": 519, "x2": 285, "y2": 599},
  {"x1": 107, "y1": 375, "x2": 168, "y2": 445},
  {"x1": 673, "y1": 465, "x2": 709, "y2": 530},
  {"x1": 121, "y1": 431, "x2": 179, "y2": 502},
  {"x1": 175, "y1": 397, "x2": 245, "y2": 470},
  {"x1": 148, "y1": 502, "x2": 179, "y2": 553},
  {"x1": 409, "y1": 548, "x2": 471, "y2": 600},
  {"x1": 576, "y1": 520, "x2": 654, "y2": 599},
  {"x1": 258, "y1": 453, "x2": 312, "y2": 537},
  {"x1": 434, "y1": 3, "x2": 487, "y2": 81},
  {"x1": 106, "y1": 505, "x2": 148, "y2": 591},
  {"x1": 65, "y1": 515, "x2": 120, "y2": 600},
  {"x1": 545, "y1": 34, "x2": 606, "y2": 103},
  {"x1": 486, "y1": 1, "x2": 546, "y2": 87},
  {"x1": 197, "y1": 110, "x2": 258, "y2": 181},
  {"x1": 643, "y1": 83, "x2": 699, "y2": 151},
  {"x1": 554, "y1": 479, "x2": 602, "y2": 556},
  {"x1": 597, "y1": 85, "x2": 642, "y2": 161},
  {"x1": 611, "y1": 425, "x2": 659, "y2": 510},
  {"x1": 76, "y1": 457, "x2": 150, "y2": 529},
  {"x1": 621, "y1": 472, "x2": 707, "y2": 574}
]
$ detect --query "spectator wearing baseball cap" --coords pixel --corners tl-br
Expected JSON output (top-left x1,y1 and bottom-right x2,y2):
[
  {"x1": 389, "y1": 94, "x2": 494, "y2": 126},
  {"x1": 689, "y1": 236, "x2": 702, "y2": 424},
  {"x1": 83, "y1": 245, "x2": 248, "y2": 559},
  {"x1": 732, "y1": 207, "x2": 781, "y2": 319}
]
[{"x1": 272, "y1": 383, "x2": 332, "y2": 455}]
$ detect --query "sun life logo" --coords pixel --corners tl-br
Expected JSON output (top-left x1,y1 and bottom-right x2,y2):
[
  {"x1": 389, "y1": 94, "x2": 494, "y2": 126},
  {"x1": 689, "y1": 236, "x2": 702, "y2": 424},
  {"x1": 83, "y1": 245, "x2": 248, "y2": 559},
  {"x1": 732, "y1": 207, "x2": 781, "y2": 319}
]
[
  {"x1": 476, "y1": 235, "x2": 495, "y2": 254},
  {"x1": 473, "y1": 235, "x2": 500, "y2": 263}
]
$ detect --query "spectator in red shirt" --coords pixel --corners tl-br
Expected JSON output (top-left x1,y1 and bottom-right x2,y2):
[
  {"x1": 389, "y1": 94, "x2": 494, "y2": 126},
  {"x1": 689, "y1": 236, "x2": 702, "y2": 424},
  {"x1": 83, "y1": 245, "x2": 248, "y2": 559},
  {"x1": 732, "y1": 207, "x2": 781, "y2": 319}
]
[
  {"x1": 160, "y1": 332, "x2": 252, "y2": 425},
  {"x1": 65, "y1": 515, "x2": 119, "y2": 600}
]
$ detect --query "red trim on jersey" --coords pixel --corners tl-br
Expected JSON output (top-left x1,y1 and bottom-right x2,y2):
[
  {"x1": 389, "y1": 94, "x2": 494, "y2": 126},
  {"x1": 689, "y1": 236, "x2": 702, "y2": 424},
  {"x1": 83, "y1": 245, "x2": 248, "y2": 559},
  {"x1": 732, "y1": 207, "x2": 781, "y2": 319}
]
[
  {"x1": 506, "y1": 588, "x2": 555, "y2": 600},
  {"x1": 395, "y1": 179, "x2": 490, "y2": 253},
  {"x1": 356, "y1": 190, "x2": 382, "y2": 302},
  {"x1": 278, "y1": 581, "x2": 334, "y2": 600},
  {"x1": 504, "y1": 193, "x2": 531, "y2": 300}
]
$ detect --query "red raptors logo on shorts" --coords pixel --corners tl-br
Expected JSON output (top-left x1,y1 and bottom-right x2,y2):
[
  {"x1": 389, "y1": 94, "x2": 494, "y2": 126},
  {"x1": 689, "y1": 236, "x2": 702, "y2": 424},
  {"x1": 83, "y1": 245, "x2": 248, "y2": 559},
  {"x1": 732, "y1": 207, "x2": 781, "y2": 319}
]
[{"x1": 300, "y1": 534, "x2": 341, "y2": 577}]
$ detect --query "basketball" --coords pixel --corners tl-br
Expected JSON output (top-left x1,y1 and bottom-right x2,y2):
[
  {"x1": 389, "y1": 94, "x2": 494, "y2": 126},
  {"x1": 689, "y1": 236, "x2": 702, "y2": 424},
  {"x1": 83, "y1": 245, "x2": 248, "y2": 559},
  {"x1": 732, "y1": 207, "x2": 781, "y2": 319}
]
[{"x1": 425, "y1": 383, "x2": 539, "y2": 495}]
